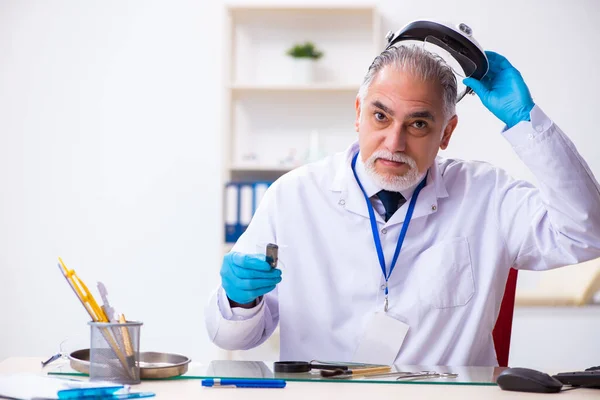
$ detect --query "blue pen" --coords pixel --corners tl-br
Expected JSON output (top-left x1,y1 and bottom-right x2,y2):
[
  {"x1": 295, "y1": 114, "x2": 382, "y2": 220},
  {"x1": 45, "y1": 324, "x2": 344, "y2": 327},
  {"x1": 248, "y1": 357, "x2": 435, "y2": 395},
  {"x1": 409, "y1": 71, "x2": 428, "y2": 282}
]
[{"x1": 202, "y1": 378, "x2": 286, "y2": 388}]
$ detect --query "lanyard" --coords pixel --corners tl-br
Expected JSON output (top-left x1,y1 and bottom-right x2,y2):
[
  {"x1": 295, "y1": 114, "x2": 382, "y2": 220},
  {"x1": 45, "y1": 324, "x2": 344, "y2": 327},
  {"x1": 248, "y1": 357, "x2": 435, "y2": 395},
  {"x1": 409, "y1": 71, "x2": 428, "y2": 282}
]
[{"x1": 351, "y1": 153, "x2": 427, "y2": 312}]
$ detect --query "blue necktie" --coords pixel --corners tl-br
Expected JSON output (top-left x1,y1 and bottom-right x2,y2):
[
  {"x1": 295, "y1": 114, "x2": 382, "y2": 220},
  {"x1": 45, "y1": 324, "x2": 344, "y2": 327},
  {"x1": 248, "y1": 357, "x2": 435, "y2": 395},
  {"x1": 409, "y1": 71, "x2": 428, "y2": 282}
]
[{"x1": 376, "y1": 190, "x2": 405, "y2": 222}]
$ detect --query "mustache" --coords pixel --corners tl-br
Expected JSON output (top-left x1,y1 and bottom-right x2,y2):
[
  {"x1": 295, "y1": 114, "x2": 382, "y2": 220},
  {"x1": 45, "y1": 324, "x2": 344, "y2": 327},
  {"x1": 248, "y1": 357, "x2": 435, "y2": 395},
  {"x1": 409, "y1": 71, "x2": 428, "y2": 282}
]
[{"x1": 369, "y1": 150, "x2": 416, "y2": 167}]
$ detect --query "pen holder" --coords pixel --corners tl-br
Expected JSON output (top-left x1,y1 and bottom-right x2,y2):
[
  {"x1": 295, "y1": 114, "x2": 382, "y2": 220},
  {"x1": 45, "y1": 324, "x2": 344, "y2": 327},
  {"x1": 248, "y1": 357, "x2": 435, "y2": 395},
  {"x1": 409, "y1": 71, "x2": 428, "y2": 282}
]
[{"x1": 88, "y1": 321, "x2": 143, "y2": 384}]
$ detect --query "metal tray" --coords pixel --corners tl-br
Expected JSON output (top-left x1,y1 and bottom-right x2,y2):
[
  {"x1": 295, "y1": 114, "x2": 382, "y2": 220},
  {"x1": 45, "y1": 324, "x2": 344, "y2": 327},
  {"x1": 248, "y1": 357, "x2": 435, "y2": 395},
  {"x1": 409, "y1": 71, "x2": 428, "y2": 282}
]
[{"x1": 69, "y1": 349, "x2": 191, "y2": 379}]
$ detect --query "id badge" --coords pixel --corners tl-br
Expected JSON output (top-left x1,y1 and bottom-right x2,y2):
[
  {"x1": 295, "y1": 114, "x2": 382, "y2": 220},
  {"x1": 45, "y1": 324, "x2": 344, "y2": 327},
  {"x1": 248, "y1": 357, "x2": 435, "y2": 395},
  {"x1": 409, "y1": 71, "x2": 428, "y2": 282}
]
[{"x1": 351, "y1": 312, "x2": 409, "y2": 366}]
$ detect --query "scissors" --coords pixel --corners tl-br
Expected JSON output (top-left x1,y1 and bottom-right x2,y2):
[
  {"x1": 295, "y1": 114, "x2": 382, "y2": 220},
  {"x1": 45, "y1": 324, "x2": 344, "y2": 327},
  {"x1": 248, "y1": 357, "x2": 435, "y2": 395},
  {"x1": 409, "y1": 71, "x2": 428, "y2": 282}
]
[
  {"x1": 41, "y1": 339, "x2": 68, "y2": 367},
  {"x1": 58, "y1": 257, "x2": 108, "y2": 323}
]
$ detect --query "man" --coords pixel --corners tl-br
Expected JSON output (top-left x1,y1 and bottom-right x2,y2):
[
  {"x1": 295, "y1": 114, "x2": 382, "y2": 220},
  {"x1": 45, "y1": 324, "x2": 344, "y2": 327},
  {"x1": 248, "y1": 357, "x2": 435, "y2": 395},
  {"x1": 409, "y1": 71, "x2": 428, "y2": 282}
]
[{"x1": 205, "y1": 45, "x2": 600, "y2": 366}]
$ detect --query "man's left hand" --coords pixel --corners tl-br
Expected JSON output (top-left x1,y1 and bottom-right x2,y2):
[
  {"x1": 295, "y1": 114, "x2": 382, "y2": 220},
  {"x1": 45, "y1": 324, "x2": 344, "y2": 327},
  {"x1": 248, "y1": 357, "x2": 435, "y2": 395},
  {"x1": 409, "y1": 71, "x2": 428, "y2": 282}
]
[{"x1": 463, "y1": 51, "x2": 535, "y2": 129}]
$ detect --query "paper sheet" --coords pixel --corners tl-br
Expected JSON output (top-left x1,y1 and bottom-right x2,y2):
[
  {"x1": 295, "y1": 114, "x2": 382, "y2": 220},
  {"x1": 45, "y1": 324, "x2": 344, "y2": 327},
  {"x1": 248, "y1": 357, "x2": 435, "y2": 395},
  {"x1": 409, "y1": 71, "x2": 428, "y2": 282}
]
[{"x1": 0, "y1": 374, "x2": 116, "y2": 400}]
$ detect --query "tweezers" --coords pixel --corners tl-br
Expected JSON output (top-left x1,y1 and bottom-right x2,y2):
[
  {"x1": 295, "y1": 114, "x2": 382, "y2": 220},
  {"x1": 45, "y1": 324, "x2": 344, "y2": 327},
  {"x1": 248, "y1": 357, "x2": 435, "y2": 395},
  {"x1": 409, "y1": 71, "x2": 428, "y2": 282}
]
[{"x1": 360, "y1": 371, "x2": 458, "y2": 380}]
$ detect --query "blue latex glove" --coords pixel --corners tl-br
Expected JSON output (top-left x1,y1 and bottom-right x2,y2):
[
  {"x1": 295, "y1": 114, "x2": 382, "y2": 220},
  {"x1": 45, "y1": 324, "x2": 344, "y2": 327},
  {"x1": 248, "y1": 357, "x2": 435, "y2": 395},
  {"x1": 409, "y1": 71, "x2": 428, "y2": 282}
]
[
  {"x1": 463, "y1": 51, "x2": 535, "y2": 129},
  {"x1": 220, "y1": 252, "x2": 282, "y2": 305}
]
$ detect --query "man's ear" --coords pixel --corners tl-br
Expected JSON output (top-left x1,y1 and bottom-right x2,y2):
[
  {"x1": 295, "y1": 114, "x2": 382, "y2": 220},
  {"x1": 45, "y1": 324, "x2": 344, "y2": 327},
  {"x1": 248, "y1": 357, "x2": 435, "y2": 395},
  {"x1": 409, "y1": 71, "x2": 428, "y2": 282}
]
[
  {"x1": 354, "y1": 96, "x2": 361, "y2": 132},
  {"x1": 440, "y1": 115, "x2": 458, "y2": 150}
]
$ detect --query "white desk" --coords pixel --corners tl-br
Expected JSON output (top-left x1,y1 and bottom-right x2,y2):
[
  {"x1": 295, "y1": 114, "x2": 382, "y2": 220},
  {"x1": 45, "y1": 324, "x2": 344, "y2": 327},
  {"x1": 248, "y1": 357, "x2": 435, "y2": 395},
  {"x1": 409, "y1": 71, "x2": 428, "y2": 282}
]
[{"x1": 1, "y1": 357, "x2": 597, "y2": 399}]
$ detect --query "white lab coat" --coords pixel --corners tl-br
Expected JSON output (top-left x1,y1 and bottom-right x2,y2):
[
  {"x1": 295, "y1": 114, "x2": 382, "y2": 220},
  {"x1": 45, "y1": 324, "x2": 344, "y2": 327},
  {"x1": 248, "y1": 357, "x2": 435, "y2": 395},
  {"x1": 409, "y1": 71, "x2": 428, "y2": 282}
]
[{"x1": 205, "y1": 105, "x2": 600, "y2": 366}]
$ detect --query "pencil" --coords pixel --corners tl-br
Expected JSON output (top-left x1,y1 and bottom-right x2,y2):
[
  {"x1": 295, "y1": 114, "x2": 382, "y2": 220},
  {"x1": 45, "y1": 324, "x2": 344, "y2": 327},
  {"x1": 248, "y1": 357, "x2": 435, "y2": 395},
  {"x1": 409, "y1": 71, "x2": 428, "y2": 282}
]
[
  {"x1": 119, "y1": 313, "x2": 138, "y2": 380},
  {"x1": 119, "y1": 314, "x2": 134, "y2": 355}
]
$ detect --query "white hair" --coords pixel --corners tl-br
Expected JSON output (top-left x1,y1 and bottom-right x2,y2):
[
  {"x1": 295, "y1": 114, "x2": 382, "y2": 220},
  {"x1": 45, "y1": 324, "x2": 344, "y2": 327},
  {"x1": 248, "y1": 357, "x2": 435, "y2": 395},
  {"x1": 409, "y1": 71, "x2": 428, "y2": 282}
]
[{"x1": 358, "y1": 45, "x2": 457, "y2": 120}]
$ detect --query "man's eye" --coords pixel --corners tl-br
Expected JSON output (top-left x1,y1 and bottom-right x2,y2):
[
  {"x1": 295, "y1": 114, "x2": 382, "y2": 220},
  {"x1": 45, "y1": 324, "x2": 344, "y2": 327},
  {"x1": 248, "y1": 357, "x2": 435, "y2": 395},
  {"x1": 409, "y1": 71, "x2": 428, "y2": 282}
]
[
  {"x1": 374, "y1": 112, "x2": 387, "y2": 122},
  {"x1": 412, "y1": 120, "x2": 428, "y2": 129}
]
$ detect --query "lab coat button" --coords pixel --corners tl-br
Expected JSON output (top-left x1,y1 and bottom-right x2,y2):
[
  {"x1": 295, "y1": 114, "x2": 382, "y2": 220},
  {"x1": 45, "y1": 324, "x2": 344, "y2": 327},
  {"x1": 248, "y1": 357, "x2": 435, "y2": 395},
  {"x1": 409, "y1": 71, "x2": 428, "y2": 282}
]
[
  {"x1": 431, "y1": 205, "x2": 437, "y2": 211},
  {"x1": 339, "y1": 199, "x2": 346, "y2": 206},
  {"x1": 380, "y1": 284, "x2": 386, "y2": 290},
  {"x1": 536, "y1": 125, "x2": 544, "y2": 133},
  {"x1": 381, "y1": 228, "x2": 387, "y2": 234}
]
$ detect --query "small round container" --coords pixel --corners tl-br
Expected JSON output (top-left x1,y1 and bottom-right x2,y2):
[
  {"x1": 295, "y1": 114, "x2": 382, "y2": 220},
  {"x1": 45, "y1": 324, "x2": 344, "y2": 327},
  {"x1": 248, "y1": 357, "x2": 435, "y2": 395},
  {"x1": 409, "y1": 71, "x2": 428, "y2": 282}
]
[{"x1": 69, "y1": 348, "x2": 191, "y2": 379}]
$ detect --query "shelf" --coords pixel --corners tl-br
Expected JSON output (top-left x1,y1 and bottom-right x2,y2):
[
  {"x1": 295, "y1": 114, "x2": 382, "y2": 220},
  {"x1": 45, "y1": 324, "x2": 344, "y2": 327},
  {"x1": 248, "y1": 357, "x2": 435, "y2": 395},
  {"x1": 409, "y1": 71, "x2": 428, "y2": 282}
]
[
  {"x1": 228, "y1": 5, "x2": 377, "y2": 13},
  {"x1": 515, "y1": 258, "x2": 600, "y2": 307},
  {"x1": 228, "y1": 165, "x2": 295, "y2": 183},
  {"x1": 231, "y1": 164, "x2": 294, "y2": 172},
  {"x1": 230, "y1": 83, "x2": 360, "y2": 93},
  {"x1": 228, "y1": 6, "x2": 378, "y2": 86}
]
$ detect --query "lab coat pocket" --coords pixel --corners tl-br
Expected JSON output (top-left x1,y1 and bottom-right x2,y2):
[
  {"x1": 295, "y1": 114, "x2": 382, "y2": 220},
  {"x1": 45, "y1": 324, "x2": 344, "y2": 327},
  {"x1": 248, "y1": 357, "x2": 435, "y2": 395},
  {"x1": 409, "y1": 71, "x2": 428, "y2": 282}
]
[{"x1": 416, "y1": 237, "x2": 475, "y2": 309}]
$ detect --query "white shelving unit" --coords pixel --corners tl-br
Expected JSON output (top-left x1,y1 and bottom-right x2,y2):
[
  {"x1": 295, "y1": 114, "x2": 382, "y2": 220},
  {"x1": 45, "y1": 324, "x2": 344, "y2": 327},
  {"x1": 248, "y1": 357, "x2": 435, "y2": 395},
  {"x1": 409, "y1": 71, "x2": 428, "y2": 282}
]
[
  {"x1": 219, "y1": 4, "x2": 381, "y2": 360},
  {"x1": 222, "y1": 2, "x2": 382, "y2": 230}
]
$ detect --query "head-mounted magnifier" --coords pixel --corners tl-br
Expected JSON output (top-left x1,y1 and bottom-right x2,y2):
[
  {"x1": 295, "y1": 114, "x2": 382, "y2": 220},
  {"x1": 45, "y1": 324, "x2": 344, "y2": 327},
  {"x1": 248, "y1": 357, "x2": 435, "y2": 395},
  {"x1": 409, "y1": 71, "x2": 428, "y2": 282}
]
[{"x1": 384, "y1": 20, "x2": 488, "y2": 102}]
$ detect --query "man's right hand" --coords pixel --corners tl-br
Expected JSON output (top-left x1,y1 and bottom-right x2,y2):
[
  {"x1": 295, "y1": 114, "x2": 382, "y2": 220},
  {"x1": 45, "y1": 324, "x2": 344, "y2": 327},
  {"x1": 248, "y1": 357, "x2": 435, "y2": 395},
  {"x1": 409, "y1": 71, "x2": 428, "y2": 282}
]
[{"x1": 220, "y1": 252, "x2": 282, "y2": 307}]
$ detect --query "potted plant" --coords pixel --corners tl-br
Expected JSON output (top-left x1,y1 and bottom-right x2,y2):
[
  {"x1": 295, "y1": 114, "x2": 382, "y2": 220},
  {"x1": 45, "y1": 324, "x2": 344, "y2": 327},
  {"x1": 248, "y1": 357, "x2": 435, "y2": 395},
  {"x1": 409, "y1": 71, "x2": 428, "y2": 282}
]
[{"x1": 286, "y1": 41, "x2": 323, "y2": 83}]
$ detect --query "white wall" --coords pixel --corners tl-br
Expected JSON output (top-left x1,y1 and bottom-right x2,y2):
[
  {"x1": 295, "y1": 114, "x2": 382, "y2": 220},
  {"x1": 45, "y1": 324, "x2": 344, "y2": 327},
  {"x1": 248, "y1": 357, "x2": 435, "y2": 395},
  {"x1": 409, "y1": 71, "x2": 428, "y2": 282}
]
[
  {"x1": 1, "y1": 0, "x2": 599, "y2": 366},
  {"x1": 0, "y1": 0, "x2": 225, "y2": 362}
]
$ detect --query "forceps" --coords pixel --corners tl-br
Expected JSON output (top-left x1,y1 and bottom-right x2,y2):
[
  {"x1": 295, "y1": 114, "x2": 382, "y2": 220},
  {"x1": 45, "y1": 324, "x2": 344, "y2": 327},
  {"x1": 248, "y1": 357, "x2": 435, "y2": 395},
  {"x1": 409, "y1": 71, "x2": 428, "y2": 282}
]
[
  {"x1": 396, "y1": 371, "x2": 459, "y2": 381},
  {"x1": 361, "y1": 370, "x2": 458, "y2": 380}
]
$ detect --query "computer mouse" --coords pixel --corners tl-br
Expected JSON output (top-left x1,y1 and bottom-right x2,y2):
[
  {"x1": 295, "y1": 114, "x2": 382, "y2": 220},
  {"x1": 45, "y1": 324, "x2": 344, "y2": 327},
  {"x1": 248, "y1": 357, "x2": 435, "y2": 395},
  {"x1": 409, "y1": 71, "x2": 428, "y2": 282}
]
[{"x1": 496, "y1": 367, "x2": 563, "y2": 393}]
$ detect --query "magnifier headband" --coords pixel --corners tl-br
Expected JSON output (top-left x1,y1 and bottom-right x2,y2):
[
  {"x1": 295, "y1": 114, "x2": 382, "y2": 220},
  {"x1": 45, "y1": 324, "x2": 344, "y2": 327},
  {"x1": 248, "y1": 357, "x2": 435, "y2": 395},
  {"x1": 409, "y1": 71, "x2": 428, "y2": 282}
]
[{"x1": 385, "y1": 20, "x2": 488, "y2": 81}]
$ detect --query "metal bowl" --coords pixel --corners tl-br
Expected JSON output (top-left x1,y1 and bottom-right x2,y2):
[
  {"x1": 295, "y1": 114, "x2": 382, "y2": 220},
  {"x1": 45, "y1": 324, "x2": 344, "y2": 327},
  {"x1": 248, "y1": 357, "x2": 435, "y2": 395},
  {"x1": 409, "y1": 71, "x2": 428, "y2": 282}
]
[{"x1": 69, "y1": 349, "x2": 191, "y2": 379}]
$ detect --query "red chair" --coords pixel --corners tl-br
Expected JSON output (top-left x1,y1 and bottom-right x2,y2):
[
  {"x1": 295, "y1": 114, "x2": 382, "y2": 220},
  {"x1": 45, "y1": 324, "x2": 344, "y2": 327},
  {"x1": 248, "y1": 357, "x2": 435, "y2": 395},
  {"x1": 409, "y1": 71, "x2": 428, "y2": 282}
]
[{"x1": 492, "y1": 268, "x2": 519, "y2": 367}]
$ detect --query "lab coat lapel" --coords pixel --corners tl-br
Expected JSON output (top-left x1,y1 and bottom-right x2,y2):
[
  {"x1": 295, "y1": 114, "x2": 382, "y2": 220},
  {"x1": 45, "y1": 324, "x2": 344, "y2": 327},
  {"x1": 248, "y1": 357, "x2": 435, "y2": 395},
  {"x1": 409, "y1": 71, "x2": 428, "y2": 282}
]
[
  {"x1": 330, "y1": 143, "x2": 379, "y2": 220},
  {"x1": 380, "y1": 157, "x2": 449, "y2": 226},
  {"x1": 387, "y1": 185, "x2": 436, "y2": 225},
  {"x1": 330, "y1": 145, "x2": 448, "y2": 223},
  {"x1": 343, "y1": 168, "x2": 382, "y2": 220}
]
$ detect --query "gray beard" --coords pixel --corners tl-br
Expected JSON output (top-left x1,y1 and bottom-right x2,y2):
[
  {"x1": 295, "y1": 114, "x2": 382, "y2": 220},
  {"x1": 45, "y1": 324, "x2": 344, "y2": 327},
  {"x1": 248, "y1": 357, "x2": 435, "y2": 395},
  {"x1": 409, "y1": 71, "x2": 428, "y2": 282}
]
[{"x1": 364, "y1": 150, "x2": 425, "y2": 192}]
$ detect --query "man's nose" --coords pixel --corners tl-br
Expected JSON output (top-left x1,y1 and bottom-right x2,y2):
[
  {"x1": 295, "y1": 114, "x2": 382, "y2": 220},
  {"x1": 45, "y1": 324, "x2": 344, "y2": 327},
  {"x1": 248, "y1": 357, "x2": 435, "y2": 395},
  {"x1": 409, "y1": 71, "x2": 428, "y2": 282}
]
[{"x1": 383, "y1": 126, "x2": 406, "y2": 152}]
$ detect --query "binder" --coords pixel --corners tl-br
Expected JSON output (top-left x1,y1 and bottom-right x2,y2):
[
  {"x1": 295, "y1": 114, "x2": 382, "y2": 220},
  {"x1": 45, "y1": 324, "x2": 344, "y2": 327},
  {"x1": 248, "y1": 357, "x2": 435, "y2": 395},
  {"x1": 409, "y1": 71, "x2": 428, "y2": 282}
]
[
  {"x1": 224, "y1": 181, "x2": 273, "y2": 243},
  {"x1": 224, "y1": 183, "x2": 239, "y2": 243},
  {"x1": 239, "y1": 183, "x2": 254, "y2": 235},
  {"x1": 253, "y1": 182, "x2": 270, "y2": 213}
]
